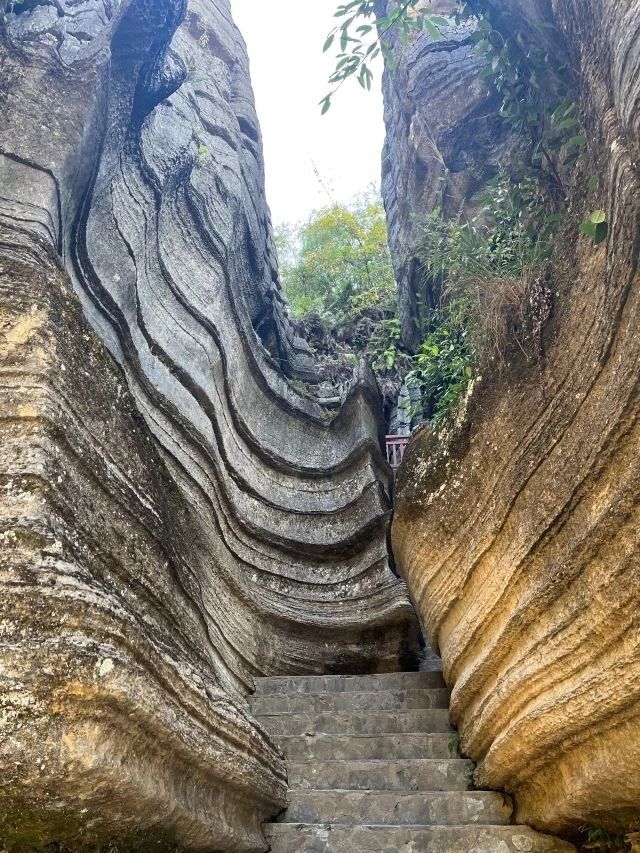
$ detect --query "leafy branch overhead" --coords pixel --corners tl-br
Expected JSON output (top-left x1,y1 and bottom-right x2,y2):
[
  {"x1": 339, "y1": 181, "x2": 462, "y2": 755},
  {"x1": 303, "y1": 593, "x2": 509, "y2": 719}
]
[
  {"x1": 320, "y1": 0, "x2": 449, "y2": 113},
  {"x1": 324, "y1": 0, "x2": 606, "y2": 251},
  {"x1": 323, "y1": 1, "x2": 587, "y2": 164},
  {"x1": 314, "y1": 0, "x2": 608, "y2": 430}
]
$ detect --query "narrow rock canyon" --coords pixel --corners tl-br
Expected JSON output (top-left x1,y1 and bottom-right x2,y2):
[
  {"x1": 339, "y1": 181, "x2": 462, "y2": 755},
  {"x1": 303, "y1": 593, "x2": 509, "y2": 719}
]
[{"x1": 0, "y1": 0, "x2": 638, "y2": 849}]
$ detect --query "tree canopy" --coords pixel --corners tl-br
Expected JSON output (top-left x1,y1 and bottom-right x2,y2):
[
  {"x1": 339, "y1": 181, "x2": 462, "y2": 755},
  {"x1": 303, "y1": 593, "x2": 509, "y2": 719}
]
[
  {"x1": 276, "y1": 193, "x2": 396, "y2": 323},
  {"x1": 275, "y1": 193, "x2": 409, "y2": 409}
]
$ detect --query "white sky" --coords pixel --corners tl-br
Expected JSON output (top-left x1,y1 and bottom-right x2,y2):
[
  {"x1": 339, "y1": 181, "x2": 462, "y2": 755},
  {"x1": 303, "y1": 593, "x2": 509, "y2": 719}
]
[{"x1": 231, "y1": 0, "x2": 386, "y2": 226}]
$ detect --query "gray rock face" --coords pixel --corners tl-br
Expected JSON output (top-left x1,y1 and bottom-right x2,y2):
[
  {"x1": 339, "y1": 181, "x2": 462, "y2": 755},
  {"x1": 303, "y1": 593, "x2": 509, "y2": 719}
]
[
  {"x1": 379, "y1": 0, "x2": 565, "y2": 351},
  {"x1": 0, "y1": 0, "x2": 420, "y2": 847},
  {"x1": 380, "y1": 7, "x2": 505, "y2": 349}
]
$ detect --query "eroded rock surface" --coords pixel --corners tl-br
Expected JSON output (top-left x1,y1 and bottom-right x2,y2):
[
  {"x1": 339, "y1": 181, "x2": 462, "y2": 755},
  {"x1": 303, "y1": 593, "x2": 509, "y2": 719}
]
[
  {"x1": 384, "y1": 0, "x2": 640, "y2": 835},
  {"x1": 381, "y1": 2, "x2": 505, "y2": 350},
  {"x1": 0, "y1": 0, "x2": 419, "y2": 847}
]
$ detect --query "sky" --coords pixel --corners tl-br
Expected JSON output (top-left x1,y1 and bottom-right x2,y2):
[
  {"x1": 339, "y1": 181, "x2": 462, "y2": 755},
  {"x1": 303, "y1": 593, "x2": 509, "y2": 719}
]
[{"x1": 231, "y1": 0, "x2": 386, "y2": 227}]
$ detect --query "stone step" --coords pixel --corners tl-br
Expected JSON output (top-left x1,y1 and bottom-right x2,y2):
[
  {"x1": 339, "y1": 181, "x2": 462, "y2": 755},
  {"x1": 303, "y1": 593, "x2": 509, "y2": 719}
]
[
  {"x1": 251, "y1": 687, "x2": 450, "y2": 715},
  {"x1": 282, "y1": 789, "x2": 512, "y2": 826},
  {"x1": 274, "y1": 732, "x2": 454, "y2": 761},
  {"x1": 265, "y1": 823, "x2": 576, "y2": 852},
  {"x1": 253, "y1": 670, "x2": 445, "y2": 696},
  {"x1": 255, "y1": 709, "x2": 453, "y2": 736},
  {"x1": 419, "y1": 648, "x2": 444, "y2": 672},
  {"x1": 287, "y1": 758, "x2": 474, "y2": 791}
]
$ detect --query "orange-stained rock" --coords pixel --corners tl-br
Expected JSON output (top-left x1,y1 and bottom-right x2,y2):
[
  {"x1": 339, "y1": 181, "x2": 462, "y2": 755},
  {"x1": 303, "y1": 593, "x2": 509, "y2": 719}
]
[{"x1": 389, "y1": 0, "x2": 640, "y2": 836}]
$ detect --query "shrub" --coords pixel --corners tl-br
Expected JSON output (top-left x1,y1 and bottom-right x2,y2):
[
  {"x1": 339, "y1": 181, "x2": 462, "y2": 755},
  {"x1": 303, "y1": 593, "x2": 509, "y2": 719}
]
[{"x1": 411, "y1": 175, "x2": 554, "y2": 423}]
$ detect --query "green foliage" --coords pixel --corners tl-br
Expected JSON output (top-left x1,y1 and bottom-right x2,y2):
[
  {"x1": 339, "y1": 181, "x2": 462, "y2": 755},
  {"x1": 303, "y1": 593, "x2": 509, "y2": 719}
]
[
  {"x1": 369, "y1": 316, "x2": 403, "y2": 374},
  {"x1": 316, "y1": 1, "x2": 607, "y2": 427},
  {"x1": 465, "y1": 9, "x2": 581, "y2": 177},
  {"x1": 580, "y1": 209, "x2": 608, "y2": 245},
  {"x1": 196, "y1": 144, "x2": 209, "y2": 165},
  {"x1": 276, "y1": 193, "x2": 409, "y2": 399},
  {"x1": 320, "y1": 0, "x2": 450, "y2": 112},
  {"x1": 276, "y1": 193, "x2": 396, "y2": 323},
  {"x1": 277, "y1": 179, "x2": 554, "y2": 427},
  {"x1": 325, "y1": 0, "x2": 606, "y2": 245},
  {"x1": 448, "y1": 731, "x2": 461, "y2": 756},
  {"x1": 408, "y1": 303, "x2": 472, "y2": 426},
  {"x1": 409, "y1": 175, "x2": 553, "y2": 424}
]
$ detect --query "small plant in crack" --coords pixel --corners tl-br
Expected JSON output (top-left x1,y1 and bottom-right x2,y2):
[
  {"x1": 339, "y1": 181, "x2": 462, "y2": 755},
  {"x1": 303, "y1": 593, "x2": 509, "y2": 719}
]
[
  {"x1": 580, "y1": 825, "x2": 628, "y2": 851},
  {"x1": 579, "y1": 209, "x2": 608, "y2": 246},
  {"x1": 196, "y1": 144, "x2": 209, "y2": 166}
]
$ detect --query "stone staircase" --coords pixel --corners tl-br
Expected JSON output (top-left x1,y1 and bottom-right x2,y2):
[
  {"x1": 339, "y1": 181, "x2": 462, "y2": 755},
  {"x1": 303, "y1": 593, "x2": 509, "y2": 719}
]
[{"x1": 251, "y1": 671, "x2": 575, "y2": 852}]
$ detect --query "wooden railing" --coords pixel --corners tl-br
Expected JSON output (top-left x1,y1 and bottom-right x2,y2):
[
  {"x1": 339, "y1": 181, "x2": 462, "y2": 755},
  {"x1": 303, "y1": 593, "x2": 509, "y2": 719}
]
[{"x1": 385, "y1": 434, "x2": 410, "y2": 470}]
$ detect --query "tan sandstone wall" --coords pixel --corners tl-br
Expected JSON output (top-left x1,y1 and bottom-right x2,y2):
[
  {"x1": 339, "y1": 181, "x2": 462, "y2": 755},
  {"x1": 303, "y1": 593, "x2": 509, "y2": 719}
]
[
  {"x1": 0, "y1": 228, "x2": 288, "y2": 848},
  {"x1": 389, "y1": 0, "x2": 640, "y2": 836}
]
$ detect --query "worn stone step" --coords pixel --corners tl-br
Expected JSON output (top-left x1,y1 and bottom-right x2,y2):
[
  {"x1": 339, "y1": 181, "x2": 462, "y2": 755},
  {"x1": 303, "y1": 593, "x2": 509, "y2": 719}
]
[
  {"x1": 281, "y1": 789, "x2": 512, "y2": 826},
  {"x1": 251, "y1": 687, "x2": 450, "y2": 715},
  {"x1": 274, "y1": 732, "x2": 454, "y2": 761},
  {"x1": 288, "y1": 758, "x2": 474, "y2": 791},
  {"x1": 265, "y1": 823, "x2": 576, "y2": 852},
  {"x1": 253, "y1": 671, "x2": 445, "y2": 696},
  {"x1": 255, "y1": 709, "x2": 453, "y2": 736}
]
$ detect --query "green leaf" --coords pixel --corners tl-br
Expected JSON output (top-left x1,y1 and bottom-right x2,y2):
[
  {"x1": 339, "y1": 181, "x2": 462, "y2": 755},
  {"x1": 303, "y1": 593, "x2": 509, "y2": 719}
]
[
  {"x1": 580, "y1": 216, "x2": 608, "y2": 245},
  {"x1": 323, "y1": 33, "x2": 335, "y2": 52},
  {"x1": 553, "y1": 116, "x2": 579, "y2": 131},
  {"x1": 587, "y1": 176, "x2": 598, "y2": 192},
  {"x1": 566, "y1": 134, "x2": 588, "y2": 149},
  {"x1": 319, "y1": 95, "x2": 332, "y2": 115},
  {"x1": 593, "y1": 221, "x2": 608, "y2": 245},
  {"x1": 424, "y1": 18, "x2": 442, "y2": 41}
]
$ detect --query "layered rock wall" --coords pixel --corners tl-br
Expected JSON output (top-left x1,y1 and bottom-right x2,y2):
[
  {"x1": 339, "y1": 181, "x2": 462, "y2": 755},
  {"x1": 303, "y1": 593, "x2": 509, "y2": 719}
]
[
  {"x1": 0, "y1": 228, "x2": 287, "y2": 849},
  {"x1": 0, "y1": 0, "x2": 419, "y2": 846},
  {"x1": 384, "y1": 0, "x2": 640, "y2": 835}
]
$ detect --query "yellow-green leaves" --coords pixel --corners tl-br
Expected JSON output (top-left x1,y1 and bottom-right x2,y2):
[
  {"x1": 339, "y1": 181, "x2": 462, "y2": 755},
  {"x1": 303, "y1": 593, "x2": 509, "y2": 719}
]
[{"x1": 275, "y1": 193, "x2": 396, "y2": 323}]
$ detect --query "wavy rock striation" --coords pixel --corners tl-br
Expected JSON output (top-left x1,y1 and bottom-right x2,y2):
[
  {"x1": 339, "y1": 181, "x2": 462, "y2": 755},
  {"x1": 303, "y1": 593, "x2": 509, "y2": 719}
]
[
  {"x1": 384, "y1": 0, "x2": 640, "y2": 836},
  {"x1": 0, "y1": 0, "x2": 419, "y2": 847},
  {"x1": 380, "y1": 1, "x2": 508, "y2": 350}
]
